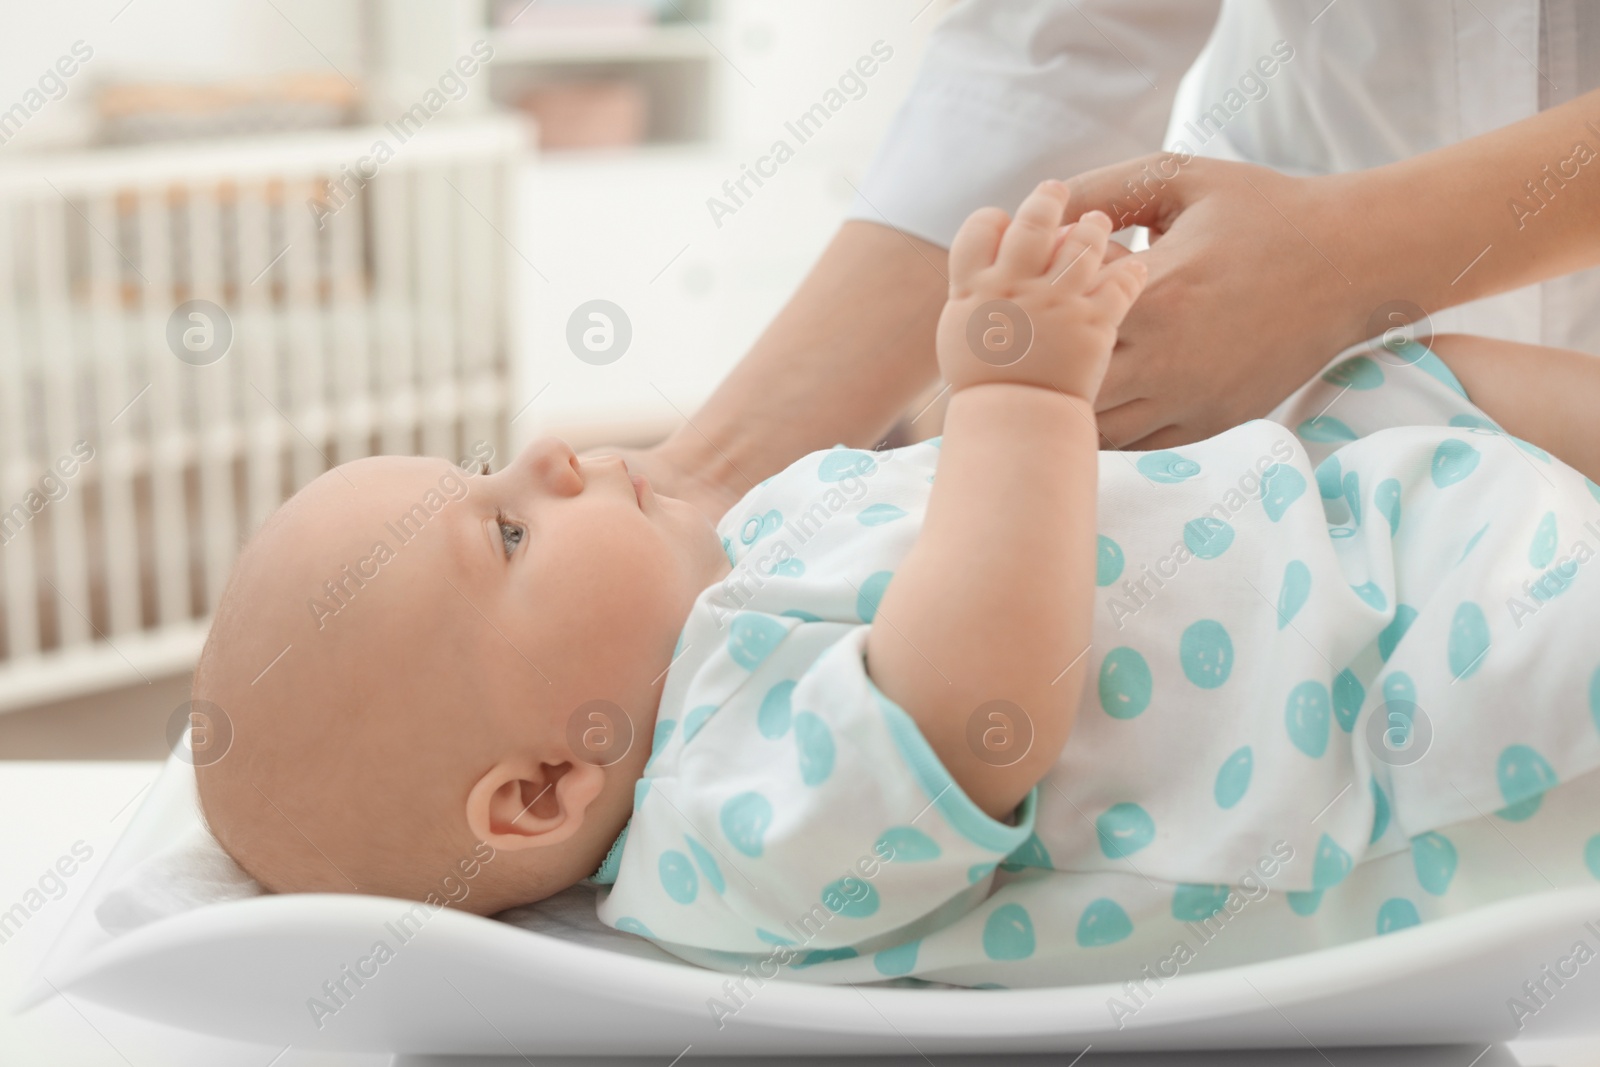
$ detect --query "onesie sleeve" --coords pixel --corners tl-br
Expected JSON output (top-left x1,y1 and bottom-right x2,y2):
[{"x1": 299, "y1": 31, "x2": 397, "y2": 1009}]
[{"x1": 596, "y1": 623, "x2": 1039, "y2": 957}]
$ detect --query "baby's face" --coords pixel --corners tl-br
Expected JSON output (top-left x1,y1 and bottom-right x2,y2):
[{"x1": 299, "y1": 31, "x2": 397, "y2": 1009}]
[{"x1": 196, "y1": 435, "x2": 731, "y2": 910}]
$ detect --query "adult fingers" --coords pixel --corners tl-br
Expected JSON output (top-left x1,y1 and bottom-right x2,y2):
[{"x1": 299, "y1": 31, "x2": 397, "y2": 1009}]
[
  {"x1": 1064, "y1": 151, "x2": 1195, "y2": 233},
  {"x1": 1087, "y1": 256, "x2": 1149, "y2": 320},
  {"x1": 1046, "y1": 210, "x2": 1111, "y2": 286}
]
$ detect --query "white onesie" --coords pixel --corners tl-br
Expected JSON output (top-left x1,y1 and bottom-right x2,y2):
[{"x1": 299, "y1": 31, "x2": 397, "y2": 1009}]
[{"x1": 591, "y1": 343, "x2": 1600, "y2": 998}]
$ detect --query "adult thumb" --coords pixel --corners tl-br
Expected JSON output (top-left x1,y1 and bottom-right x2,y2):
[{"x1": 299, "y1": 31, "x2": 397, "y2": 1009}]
[{"x1": 1065, "y1": 150, "x2": 1195, "y2": 233}]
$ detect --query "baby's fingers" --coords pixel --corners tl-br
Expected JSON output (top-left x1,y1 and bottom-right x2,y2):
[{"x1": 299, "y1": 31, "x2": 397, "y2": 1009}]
[
  {"x1": 948, "y1": 206, "x2": 1011, "y2": 287},
  {"x1": 995, "y1": 180, "x2": 1070, "y2": 276},
  {"x1": 1087, "y1": 255, "x2": 1149, "y2": 320}
]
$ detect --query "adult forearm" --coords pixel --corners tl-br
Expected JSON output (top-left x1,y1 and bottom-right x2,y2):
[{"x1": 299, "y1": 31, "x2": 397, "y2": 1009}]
[
  {"x1": 657, "y1": 221, "x2": 948, "y2": 512},
  {"x1": 1430, "y1": 334, "x2": 1600, "y2": 484},
  {"x1": 1334, "y1": 86, "x2": 1600, "y2": 333}
]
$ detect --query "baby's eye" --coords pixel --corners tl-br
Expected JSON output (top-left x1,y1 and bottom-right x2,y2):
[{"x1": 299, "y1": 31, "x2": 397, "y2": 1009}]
[{"x1": 498, "y1": 516, "x2": 524, "y2": 557}]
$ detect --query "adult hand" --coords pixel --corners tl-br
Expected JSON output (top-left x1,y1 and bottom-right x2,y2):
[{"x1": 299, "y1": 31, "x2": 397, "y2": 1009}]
[
  {"x1": 1066, "y1": 154, "x2": 1369, "y2": 449},
  {"x1": 577, "y1": 442, "x2": 745, "y2": 527}
]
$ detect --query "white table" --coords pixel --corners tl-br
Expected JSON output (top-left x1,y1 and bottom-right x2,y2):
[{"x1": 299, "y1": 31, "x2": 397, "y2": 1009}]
[{"x1": 3, "y1": 761, "x2": 1596, "y2": 1067}]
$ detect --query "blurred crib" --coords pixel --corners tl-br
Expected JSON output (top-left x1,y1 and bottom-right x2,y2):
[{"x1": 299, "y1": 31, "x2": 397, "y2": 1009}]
[{"x1": 0, "y1": 117, "x2": 522, "y2": 711}]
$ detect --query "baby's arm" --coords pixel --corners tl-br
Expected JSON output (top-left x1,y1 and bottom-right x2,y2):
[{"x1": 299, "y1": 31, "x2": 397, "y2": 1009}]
[
  {"x1": 866, "y1": 182, "x2": 1147, "y2": 820},
  {"x1": 1428, "y1": 334, "x2": 1600, "y2": 483}
]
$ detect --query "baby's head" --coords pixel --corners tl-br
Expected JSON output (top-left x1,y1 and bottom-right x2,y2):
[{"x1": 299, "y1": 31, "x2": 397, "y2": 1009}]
[{"x1": 195, "y1": 438, "x2": 728, "y2": 914}]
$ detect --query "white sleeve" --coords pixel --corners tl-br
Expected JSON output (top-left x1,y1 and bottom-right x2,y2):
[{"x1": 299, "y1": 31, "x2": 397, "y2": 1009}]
[
  {"x1": 596, "y1": 624, "x2": 1039, "y2": 958},
  {"x1": 848, "y1": 0, "x2": 1223, "y2": 246}
]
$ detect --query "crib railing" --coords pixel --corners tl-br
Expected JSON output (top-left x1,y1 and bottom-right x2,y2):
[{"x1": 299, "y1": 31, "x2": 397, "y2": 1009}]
[{"x1": 0, "y1": 118, "x2": 522, "y2": 712}]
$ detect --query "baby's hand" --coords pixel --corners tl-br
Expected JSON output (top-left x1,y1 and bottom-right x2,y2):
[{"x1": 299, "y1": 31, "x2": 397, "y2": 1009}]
[{"x1": 935, "y1": 180, "x2": 1147, "y2": 402}]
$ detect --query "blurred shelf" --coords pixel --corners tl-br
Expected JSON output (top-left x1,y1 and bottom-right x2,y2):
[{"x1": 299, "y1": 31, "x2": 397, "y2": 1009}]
[{"x1": 490, "y1": 23, "x2": 716, "y2": 64}]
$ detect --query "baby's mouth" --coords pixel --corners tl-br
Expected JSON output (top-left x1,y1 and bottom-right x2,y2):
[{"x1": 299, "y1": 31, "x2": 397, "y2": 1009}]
[{"x1": 621, "y1": 460, "x2": 648, "y2": 508}]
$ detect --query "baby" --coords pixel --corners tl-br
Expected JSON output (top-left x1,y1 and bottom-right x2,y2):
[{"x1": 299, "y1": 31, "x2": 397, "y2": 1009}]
[{"x1": 197, "y1": 182, "x2": 1600, "y2": 989}]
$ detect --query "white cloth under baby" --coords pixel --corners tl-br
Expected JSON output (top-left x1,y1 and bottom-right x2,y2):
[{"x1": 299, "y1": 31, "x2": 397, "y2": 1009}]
[{"x1": 595, "y1": 344, "x2": 1600, "y2": 989}]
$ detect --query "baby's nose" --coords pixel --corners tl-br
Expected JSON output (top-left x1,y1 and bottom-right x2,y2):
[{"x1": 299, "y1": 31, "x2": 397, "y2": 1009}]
[{"x1": 517, "y1": 436, "x2": 582, "y2": 494}]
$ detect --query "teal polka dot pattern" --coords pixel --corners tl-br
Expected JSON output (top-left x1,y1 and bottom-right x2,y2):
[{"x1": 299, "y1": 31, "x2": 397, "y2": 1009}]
[
  {"x1": 1589, "y1": 477, "x2": 1600, "y2": 504},
  {"x1": 1137, "y1": 451, "x2": 1201, "y2": 484},
  {"x1": 1496, "y1": 744, "x2": 1558, "y2": 821},
  {"x1": 1378, "y1": 604, "x2": 1418, "y2": 662},
  {"x1": 1097, "y1": 802, "x2": 1156, "y2": 858},
  {"x1": 1180, "y1": 619, "x2": 1234, "y2": 688},
  {"x1": 1377, "y1": 898, "x2": 1421, "y2": 934},
  {"x1": 614, "y1": 916, "x2": 654, "y2": 937},
  {"x1": 967, "y1": 862, "x2": 997, "y2": 884},
  {"x1": 1530, "y1": 512, "x2": 1559, "y2": 568},
  {"x1": 1183, "y1": 517, "x2": 1235, "y2": 559},
  {"x1": 1513, "y1": 437, "x2": 1551, "y2": 463},
  {"x1": 1076, "y1": 898, "x2": 1133, "y2": 947},
  {"x1": 1585, "y1": 835, "x2": 1600, "y2": 880},
  {"x1": 769, "y1": 556, "x2": 805, "y2": 577},
  {"x1": 1460, "y1": 523, "x2": 1490, "y2": 561},
  {"x1": 1382, "y1": 673, "x2": 1417, "y2": 745},
  {"x1": 1449, "y1": 413, "x2": 1498, "y2": 431},
  {"x1": 795, "y1": 947, "x2": 858, "y2": 968},
  {"x1": 793, "y1": 711, "x2": 836, "y2": 786},
  {"x1": 728, "y1": 613, "x2": 786, "y2": 670},
  {"x1": 999, "y1": 832, "x2": 1052, "y2": 873},
  {"x1": 1299, "y1": 415, "x2": 1359, "y2": 443},
  {"x1": 1430, "y1": 439, "x2": 1480, "y2": 487},
  {"x1": 780, "y1": 608, "x2": 823, "y2": 623},
  {"x1": 757, "y1": 681, "x2": 795, "y2": 739},
  {"x1": 1099, "y1": 647, "x2": 1153, "y2": 719},
  {"x1": 1214, "y1": 746, "x2": 1252, "y2": 808},
  {"x1": 684, "y1": 835, "x2": 726, "y2": 894},
  {"x1": 659, "y1": 851, "x2": 698, "y2": 904},
  {"x1": 1315, "y1": 455, "x2": 1343, "y2": 500},
  {"x1": 1287, "y1": 889, "x2": 1323, "y2": 916},
  {"x1": 1375, "y1": 478, "x2": 1402, "y2": 535},
  {"x1": 1172, "y1": 883, "x2": 1231, "y2": 922},
  {"x1": 1342, "y1": 471, "x2": 1363, "y2": 525},
  {"x1": 720, "y1": 792, "x2": 773, "y2": 857},
  {"x1": 1591, "y1": 664, "x2": 1600, "y2": 735},
  {"x1": 876, "y1": 826, "x2": 941, "y2": 862},
  {"x1": 756, "y1": 928, "x2": 795, "y2": 945},
  {"x1": 1333, "y1": 669, "x2": 1364, "y2": 732},
  {"x1": 740, "y1": 509, "x2": 782, "y2": 545},
  {"x1": 984, "y1": 904, "x2": 1037, "y2": 959},
  {"x1": 1260, "y1": 463, "x2": 1307, "y2": 522},
  {"x1": 1447, "y1": 602, "x2": 1491, "y2": 680},
  {"x1": 1285, "y1": 680, "x2": 1332, "y2": 757},
  {"x1": 1410, "y1": 832, "x2": 1457, "y2": 895},
  {"x1": 874, "y1": 939, "x2": 921, "y2": 976},
  {"x1": 1369, "y1": 777, "x2": 1391, "y2": 843},
  {"x1": 819, "y1": 448, "x2": 876, "y2": 481},
  {"x1": 1097, "y1": 535, "x2": 1126, "y2": 586},
  {"x1": 857, "y1": 503, "x2": 907, "y2": 526},
  {"x1": 1323, "y1": 355, "x2": 1383, "y2": 389},
  {"x1": 821, "y1": 877, "x2": 879, "y2": 918},
  {"x1": 1352, "y1": 582, "x2": 1387, "y2": 610},
  {"x1": 855, "y1": 570, "x2": 893, "y2": 622},
  {"x1": 682, "y1": 704, "x2": 717, "y2": 742},
  {"x1": 1312, "y1": 833, "x2": 1353, "y2": 889},
  {"x1": 1277, "y1": 561, "x2": 1312, "y2": 629}
]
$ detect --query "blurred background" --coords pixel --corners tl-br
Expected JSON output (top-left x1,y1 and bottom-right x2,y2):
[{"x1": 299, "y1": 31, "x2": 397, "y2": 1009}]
[{"x1": 0, "y1": 0, "x2": 947, "y2": 758}]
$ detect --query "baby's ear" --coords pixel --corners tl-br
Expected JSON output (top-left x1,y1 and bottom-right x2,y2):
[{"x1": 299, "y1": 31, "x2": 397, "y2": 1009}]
[{"x1": 464, "y1": 757, "x2": 605, "y2": 851}]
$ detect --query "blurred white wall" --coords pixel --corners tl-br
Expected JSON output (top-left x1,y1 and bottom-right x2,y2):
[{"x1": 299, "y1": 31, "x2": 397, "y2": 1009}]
[{"x1": 516, "y1": 0, "x2": 942, "y2": 442}]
